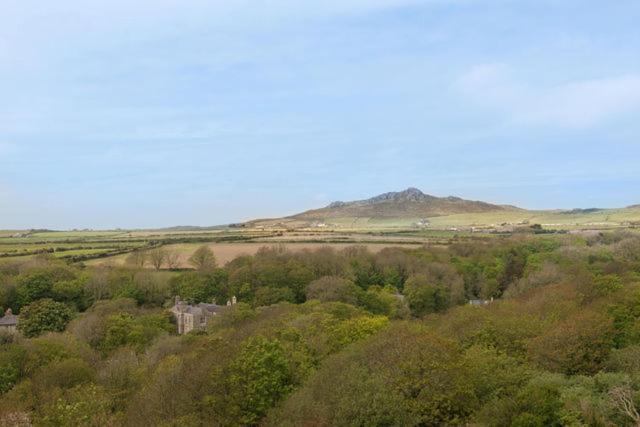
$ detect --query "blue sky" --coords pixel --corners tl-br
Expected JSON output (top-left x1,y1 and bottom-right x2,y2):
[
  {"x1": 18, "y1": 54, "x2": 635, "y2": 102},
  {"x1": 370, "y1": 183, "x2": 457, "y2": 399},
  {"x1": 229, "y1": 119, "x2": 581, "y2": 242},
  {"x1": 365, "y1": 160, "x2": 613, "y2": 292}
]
[{"x1": 1, "y1": 0, "x2": 640, "y2": 229}]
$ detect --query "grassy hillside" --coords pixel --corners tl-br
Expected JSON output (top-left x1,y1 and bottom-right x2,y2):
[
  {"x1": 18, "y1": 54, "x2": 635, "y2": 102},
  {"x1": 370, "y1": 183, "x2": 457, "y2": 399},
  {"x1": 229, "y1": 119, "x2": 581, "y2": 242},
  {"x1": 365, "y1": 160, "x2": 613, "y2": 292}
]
[
  {"x1": 292, "y1": 188, "x2": 510, "y2": 221},
  {"x1": 245, "y1": 188, "x2": 640, "y2": 232},
  {"x1": 250, "y1": 207, "x2": 640, "y2": 231}
]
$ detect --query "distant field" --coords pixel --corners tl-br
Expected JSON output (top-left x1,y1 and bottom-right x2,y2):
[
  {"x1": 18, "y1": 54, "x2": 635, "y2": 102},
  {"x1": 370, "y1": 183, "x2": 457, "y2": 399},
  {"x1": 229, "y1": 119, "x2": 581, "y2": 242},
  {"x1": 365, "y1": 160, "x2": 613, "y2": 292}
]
[
  {"x1": 0, "y1": 228, "x2": 275, "y2": 263},
  {"x1": 3, "y1": 207, "x2": 639, "y2": 268},
  {"x1": 426, "y1": 208, "x2": 640, "y2": 229},
  {"x1": 251, "y1": 207, "x2": 640, "y2": 231},
  {"x1": 28, "y1": 230, "x2": 127, "y2": 239}
]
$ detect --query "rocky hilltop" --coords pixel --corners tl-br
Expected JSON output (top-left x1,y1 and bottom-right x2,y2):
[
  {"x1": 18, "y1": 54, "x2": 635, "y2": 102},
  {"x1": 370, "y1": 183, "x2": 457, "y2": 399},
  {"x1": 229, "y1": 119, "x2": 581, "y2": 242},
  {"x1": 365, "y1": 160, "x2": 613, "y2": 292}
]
[{"x1": 291, "y1": 188, "x2": 513, "y2": 220}]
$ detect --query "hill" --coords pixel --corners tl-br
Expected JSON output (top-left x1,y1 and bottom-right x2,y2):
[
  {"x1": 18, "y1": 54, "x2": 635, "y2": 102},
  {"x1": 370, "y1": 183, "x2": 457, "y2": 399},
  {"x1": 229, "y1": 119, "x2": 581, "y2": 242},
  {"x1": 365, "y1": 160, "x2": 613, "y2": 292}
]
[
  {"x1": 243, "y1": 188, "x2": 640, "y2": 231},
  {"x1": 291, "y1": 187, "x2": 513, "y2": 220}
]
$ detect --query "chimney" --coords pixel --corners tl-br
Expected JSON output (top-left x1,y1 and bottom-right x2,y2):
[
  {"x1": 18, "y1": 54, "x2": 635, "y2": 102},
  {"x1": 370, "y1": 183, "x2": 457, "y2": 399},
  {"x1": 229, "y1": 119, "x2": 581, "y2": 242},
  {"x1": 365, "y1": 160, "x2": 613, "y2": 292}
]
[
  {"x1": 5, "y1": 308, "x2": 12, "y2": 316},
  {"x1": 175, "y1": 295, "x2": 180, "y2": 306},
  {"x1": 226, "y1": 300, "x2": 231, "y2": 306},
  {"x1": 232, "y1": 296, "x2": 237, "y2": 305}
]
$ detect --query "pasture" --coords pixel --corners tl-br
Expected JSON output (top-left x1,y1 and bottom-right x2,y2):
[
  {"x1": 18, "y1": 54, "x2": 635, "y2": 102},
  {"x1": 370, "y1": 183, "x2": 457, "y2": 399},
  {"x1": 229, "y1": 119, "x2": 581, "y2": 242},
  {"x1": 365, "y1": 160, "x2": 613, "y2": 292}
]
[
  {"x1": 3, "y1": 207, "x2": 639, "y2": 269},
  {"x1": 249, "y1": 206, "x2": 640, "y2": 232}
]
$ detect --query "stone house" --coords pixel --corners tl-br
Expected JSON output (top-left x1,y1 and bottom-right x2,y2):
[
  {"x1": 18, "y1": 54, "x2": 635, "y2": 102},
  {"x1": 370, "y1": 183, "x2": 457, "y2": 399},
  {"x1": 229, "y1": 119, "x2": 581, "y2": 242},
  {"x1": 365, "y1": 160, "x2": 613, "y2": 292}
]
[
  {"x1": 170, "y1": 296, "x2": 237, "y2": 335},
  {"x1": 0, "y1": 308, "x2": 19, "y2": 334}
]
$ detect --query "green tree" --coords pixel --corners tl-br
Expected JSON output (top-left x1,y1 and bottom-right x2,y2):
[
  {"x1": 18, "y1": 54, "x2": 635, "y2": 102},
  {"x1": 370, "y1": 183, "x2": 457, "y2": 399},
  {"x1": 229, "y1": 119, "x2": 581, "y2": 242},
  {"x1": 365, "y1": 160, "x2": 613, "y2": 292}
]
[
  {"x1": 15, "y1": 271, "x2": 55, "y2": 309},
  {"x1": 52, "y1": 278, "x2": 89, "y2": 310},
  {"x1": 305, "y1": 276, "x2": 362, "y2": 305},
  {"x1": 404, "y1": 274, "x2": 450, "y2": 317},
  {"x1": 255, "y1": 286, "x2": 296, "y2": 306},
  {"x1": 0, "y1": 276, "x2": 18, "y2": 315},
  {"x1": 100, "y1": 312, "x2": 171, "y2": 354},
  {"x1": 345, "y1": 247, "x2": 383, "y2": 290},
  {"x1": 219, "y1": 337, "x2": 296, "y2": 425},
  {"x1": 21, "y1": 333, "x2": 96, "y2": 376},
  {"x1": 528, "y1": 310, "x2": 615, "y2": 375},
  {"x1": 170, "y1": 270, "x2": 228, "y2": 304},
  {"x1": 17, "y1": 298, "x2": 74, "y2": 338},
  {"x1": 38, "y1": 384, "x2": 115, "y2": 426},
  {"x1": 475, "y1": 374, "x2": 566, "y2": 427},
  {"x1": 32, "y1": 357, "x2": 94, "y2": 391},
  {"x1": 327, "y1": 315, "x2": 389, "y2": 352},
  {"x1": 188, "y1": 245, "x2": 217, "y2": 271},
  {"x1": 0, "y1": 344, "x2": 26, "y2": 394}
]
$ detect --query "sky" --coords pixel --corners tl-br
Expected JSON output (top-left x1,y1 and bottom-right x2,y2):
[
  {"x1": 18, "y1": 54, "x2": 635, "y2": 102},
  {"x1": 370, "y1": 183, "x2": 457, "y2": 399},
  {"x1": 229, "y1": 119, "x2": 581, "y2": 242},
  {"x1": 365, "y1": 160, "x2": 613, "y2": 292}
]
[{"x1": 1, "y1": 0, "x2": 640, "y2": 229}]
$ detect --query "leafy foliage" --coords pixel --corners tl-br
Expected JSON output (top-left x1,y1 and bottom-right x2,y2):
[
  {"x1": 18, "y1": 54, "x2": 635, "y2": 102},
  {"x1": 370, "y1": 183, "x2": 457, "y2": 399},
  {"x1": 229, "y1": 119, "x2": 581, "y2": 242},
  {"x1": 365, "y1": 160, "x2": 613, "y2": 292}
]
[
  {"x1": 17, "y1": 299, "x2": 74, "y2": 338},
  {"x1": 2, "y1": 233, "x2": 640, "y2": 425}
]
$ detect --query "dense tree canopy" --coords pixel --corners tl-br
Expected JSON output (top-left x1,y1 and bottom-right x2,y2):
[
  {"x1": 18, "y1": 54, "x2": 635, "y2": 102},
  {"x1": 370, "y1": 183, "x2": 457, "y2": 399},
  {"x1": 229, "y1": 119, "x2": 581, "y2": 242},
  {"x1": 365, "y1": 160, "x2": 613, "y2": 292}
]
[
  {"x1": 17, "y1": 299, "x2": 74, "y2": 338},
  {"x1": 2, "y1": 232, "x2": 640, "y2": 425}
]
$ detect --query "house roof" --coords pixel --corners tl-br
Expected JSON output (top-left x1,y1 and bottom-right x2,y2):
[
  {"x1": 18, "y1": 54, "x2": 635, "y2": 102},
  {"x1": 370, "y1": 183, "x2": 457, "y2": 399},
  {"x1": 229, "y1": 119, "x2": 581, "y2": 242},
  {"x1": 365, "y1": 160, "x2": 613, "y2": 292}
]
[
  {"x1": 172, "y1": 302, "x2": 226, "y2": 316},
  {"x1": 196, "y1": 302, "x2": 225, "y2": 313},
  {"x1": 0, "y1": 309, "x2": 18, "y2": 326}
]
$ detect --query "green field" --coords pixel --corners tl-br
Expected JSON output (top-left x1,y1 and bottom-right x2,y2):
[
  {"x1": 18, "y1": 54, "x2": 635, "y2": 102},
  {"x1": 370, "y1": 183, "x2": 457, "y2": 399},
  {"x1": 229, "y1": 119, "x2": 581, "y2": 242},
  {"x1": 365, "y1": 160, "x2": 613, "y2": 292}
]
[
  {"x1": 0, "y1": 225, "x2": 480, "y2": 269},
  {"x1": 252, "y1": 206, "x2": 640, "y2": 232},
  {"x1": 3, "y1": 206, "x2": 639, "y2": 268}
]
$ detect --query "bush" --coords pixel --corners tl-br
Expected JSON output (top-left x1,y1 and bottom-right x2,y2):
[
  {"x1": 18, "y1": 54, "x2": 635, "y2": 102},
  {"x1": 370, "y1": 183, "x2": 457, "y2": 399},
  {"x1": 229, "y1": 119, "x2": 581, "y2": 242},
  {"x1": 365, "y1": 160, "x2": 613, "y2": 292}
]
[
  {"x1": 189, "y1": 246, "x2": 217, "y2": 271},
  {"x1": 305, "y1": 276, "x2": 361, "y2": 305},
  {"x1": 211, "y1": 336, "x2": 297, "y2": 425},
  {"x1": 405, "y1": 275, "x2": 450, "y2": 316},
  {"x1": 31, "y1": 358, "x2": 94, "y2": 391},
  {"x1": 100, "y1": 312, "x2": 172, "y2": 354},
  {"x1": 528, "y1": 310, "x2": 615, "y2": 375},
  {"x1": 255, "y1": 286, "x2": 296, "y2": 306},
  {"x1": 17, "y1": 299, "x2": 74, "y2": 338},
  {"x1": 170, "y1": 270, "x2": 228, "y2": 304},
  {"x1": 37, "y1": 384, "x2": 115, "y2": 426},
  {"x1": 15, "y1": 271, "x2": 55, "y2": 309},
  {"x1": 52, "y1": 278, "x2": 89, "y2": 311},
  {"x1": 0, "y1": 345, "x2": 26, "y2": 394},
  {"x1": 21, "y1": 334, "x2": 97, "y2": 376}
]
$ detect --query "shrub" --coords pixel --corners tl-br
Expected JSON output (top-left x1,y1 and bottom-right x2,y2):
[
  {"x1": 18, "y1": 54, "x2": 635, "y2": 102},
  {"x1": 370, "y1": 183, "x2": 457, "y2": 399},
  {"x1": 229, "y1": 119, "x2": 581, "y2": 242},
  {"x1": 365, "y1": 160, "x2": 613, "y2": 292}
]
[
  {"x1": 528, "y1": 311, "x2": 615, "y2": 375},
  {"x1": 17, "y1": 299, "x2": 74, "y2": 338},
  {"x1": 0, "y1": 345, "x2": 26, "y2": 394},
  {"x1": 15, "y1": 271, "x2": 55, "y2": 309},
  {"x1": 305, "y1": 276, "x2": 361, "y2": 305}
]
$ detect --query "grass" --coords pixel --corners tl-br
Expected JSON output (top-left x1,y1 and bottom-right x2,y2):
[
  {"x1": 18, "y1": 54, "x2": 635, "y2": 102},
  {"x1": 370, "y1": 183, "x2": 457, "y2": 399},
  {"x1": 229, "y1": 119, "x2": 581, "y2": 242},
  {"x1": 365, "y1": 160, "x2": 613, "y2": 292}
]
[
  {"x1": 424, "y1": 208, "x2": 640, "y2": 230},
  {"x1": 0, "y1": 231, "x2": 153, "y2": 262},
  {"x1": 261, "y1": 207, "x2": 640, "y2": 231}
]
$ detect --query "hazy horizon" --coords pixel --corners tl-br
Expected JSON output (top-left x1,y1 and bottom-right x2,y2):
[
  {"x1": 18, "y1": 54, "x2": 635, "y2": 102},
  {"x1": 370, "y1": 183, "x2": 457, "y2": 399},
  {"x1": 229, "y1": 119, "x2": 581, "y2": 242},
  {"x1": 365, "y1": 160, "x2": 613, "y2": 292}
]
[
  {"x1": 2, "y1": 1, "x2": 640, "y2": 229},
  {"x1": 2, "y1": 185, "x2": 639, "y2": 231}
]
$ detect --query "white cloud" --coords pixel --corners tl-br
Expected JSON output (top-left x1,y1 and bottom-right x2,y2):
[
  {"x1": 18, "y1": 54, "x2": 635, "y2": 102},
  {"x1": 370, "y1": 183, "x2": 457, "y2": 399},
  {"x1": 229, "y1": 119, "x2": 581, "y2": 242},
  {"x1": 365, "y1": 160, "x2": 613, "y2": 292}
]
[{"x1": 455, "y1": 64, "x2": 640, "y2": 128}]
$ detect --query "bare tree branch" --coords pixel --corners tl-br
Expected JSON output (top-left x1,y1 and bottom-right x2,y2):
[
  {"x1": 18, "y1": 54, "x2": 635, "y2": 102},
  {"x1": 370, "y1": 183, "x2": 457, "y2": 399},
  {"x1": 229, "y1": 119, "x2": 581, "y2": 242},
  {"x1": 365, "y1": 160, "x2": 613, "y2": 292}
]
[{"x1": 609, "y1": 385, "x2": 640, "y2": 426}]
